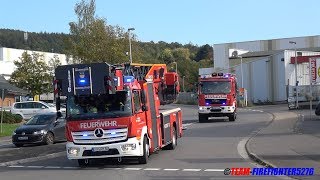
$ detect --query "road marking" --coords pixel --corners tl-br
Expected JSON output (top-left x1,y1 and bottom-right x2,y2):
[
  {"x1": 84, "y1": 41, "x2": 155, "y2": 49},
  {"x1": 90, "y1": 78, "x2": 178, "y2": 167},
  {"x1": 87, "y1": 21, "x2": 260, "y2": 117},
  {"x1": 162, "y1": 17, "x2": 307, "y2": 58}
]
[
  {"x1": 163, "y1": 168, "x2": 179, "y2": 171},
  {"x1": 143, "y1": 168, "x2": 160, "y2": 171},
  {"x1": 26, "y1": 166, "x2": 43, "y2": 168},
  {"x1": 8, "y1": 165, "x2": 24, "y2": 168},
  {"x1": 124, "y1": 167, "x2": 141, "y2": 170},
  {"x1": 182, "y1": 169, "x2": 201, "y2": 172},
  {"x1": 44, "y1": 166, "x2": 61, "y2": 169},
  {"x1": 204, "y1": 169, "x2": 225, "y2": 172},
  {"x1": 62, "y1": 167, "x2": 78, "y2": 169},
  {"x1": 105, "y1": 167, "x2": 122, "y2": 170}
]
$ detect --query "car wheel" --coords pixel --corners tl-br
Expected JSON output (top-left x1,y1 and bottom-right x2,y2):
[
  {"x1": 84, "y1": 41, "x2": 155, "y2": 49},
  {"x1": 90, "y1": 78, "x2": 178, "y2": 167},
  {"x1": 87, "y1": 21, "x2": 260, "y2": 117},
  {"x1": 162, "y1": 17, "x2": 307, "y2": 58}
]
[
  {"x1": 14, "y1": 144, "x2": 23, "y2": 147},
  {"x1": 44, "y1": 132, "x2": 54, "y2": 145},
  {"x1": 138, "y1": 136, "x2": 149, "y2": 164},
  {"x1": 199, "y1": 113, "x2": 208, "y2": 123},
  {"x1": 229, "y1": 113, "x2": 236, "y2": 121}
]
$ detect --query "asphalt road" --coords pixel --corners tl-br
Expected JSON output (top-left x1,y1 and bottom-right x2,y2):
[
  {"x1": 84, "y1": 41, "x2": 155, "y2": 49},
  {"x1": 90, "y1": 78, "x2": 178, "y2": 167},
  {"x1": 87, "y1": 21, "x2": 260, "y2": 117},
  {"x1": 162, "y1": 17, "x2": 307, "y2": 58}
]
[{"x1": 0, "y1": 104, "x2": 284, "y2": 180}]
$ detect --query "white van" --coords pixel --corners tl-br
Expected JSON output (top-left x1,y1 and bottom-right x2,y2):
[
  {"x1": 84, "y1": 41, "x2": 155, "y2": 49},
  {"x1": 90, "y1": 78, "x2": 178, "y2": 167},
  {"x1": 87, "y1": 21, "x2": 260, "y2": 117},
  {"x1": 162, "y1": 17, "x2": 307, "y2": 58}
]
[{"x1": 11, "y1": 101, "x2": 57, "y2": 120}]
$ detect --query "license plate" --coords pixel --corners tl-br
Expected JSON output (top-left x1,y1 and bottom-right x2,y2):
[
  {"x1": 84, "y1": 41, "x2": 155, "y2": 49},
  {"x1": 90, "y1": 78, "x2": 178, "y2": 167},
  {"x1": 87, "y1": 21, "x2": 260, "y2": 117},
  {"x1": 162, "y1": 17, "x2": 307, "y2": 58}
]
[
  {"x1": 92, "y1": 146, "x2": 109, "y2": 152},
  {"x1": 18, "y1": 136, "x2": 28, "y2": 140}
]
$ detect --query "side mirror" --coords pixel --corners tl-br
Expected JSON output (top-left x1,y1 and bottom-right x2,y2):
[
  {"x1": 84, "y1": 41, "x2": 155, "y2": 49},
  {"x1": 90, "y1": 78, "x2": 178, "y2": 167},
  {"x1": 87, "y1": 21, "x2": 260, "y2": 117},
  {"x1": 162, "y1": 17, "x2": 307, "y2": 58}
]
[
  {"x1": 142, "y1": 105, "x2": 148, "y2": 111},
  {"x1": 56, "y1": 111, "x2": 62, "y2": 118}
]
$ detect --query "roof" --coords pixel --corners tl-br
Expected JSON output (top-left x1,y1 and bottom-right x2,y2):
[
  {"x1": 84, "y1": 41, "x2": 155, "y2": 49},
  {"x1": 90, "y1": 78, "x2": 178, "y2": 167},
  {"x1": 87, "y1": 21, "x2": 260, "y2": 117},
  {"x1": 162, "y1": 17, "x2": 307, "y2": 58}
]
[{"x1": 0, "y1": 75, "x2": 29, "y2": 96}]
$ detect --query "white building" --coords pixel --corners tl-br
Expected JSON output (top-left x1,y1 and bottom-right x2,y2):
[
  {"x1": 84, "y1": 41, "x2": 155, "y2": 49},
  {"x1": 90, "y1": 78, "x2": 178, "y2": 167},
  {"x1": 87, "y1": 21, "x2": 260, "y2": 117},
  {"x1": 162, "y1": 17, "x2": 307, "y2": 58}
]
[
  {"x1": 0, "y1": 47, "x2": 68, "y2": 80},
  {"x1": 0, "y1": 47, "x2": 69, "y2": 101},
  {"x1": 201, "y1": 35, "x2": 320, "y2": 103}
]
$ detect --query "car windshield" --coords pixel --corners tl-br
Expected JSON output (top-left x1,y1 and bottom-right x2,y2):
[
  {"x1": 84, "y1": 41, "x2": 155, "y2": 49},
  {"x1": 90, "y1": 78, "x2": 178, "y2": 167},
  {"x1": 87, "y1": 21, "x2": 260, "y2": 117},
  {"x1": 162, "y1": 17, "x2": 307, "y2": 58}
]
[
  {"x1": 66, "y1": 91, "x2": 132, "y2": 120},
  {"x1": 200, "y1": 81, "x2": 231, "y2": 94},
  {"x1": 25, "y1": 114, "x2": 55, "y2": 125}
]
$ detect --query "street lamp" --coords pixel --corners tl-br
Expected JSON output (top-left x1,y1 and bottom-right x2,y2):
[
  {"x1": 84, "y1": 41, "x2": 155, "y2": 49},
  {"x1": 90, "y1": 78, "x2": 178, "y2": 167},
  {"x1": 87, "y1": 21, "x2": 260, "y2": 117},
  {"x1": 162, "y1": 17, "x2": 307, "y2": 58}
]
[
  {"x1": 182, "y1": 76, "x2": 185, "y2": 92},
  {"x1": 289, "y1": 41, "x2": 298, "y2": 109},
  {"x1": 128, "y1": 28, "x2": 135, "y2": 64},
  {"x1": 238, "y1": 56, "x2": 244, "y2": 88}
]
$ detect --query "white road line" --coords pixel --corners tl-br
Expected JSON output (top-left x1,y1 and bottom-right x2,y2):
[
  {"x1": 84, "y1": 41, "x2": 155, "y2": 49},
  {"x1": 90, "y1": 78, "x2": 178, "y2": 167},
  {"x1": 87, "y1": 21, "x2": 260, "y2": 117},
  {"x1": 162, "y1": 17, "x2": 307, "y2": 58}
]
[
  {"x1": 62, "y1": 167, "x2": 78, "y2": 169},
  {"x1": 182, "y1": 169, "x2": 201, "y2": 172},
  {"x1": 124, "y1": 167, "x2": 141, "y2": 170},
  {"x1": 143, "y1": 168, "x2": 160, "y2": 171},
  {"x1": 163, "y1": 168, "x2": 179, "y2": 171},
  {"x1": 105, "y1": 168, "x2": 122, "y2": 170},
  {"x1": 26, "y1": 166, "x2": 43, "y2": 168},
  {"x1": 8, "y1": 165, "x2": 24, "y2": 168},
  {"x1": 204, "y1": 169, "x2": 225, "y2": 172},
  {"x1": 44, "y1": 166, "x2": 61, "y2": 169}
]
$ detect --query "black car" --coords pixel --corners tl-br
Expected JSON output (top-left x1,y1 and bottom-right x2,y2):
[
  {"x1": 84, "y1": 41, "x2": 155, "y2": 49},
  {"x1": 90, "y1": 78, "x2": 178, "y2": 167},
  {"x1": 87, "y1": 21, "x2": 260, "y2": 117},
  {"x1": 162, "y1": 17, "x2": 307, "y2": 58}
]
[{"x1": 12, "y1": 112, "x2": 66, "y2": 147}]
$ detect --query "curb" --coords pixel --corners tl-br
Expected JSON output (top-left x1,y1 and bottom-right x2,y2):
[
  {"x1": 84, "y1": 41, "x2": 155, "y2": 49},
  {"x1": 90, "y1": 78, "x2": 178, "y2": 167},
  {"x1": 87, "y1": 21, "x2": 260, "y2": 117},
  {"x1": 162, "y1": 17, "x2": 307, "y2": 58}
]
[
  {"x1": 0, "y1": 151, "x2": 65, "y2": 167},
  {"x1": 244, "y1": 110, "x2": 277, "y2": 168}
]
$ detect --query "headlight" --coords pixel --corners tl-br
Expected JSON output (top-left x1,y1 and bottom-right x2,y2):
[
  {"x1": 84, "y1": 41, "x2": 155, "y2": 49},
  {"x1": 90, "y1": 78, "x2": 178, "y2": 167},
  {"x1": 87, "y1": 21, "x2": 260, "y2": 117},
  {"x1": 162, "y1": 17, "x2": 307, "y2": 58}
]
[
  {"x1": 12, "y1": 131, "x2": 16, "y2": 135},
  {"x1": 33, "y1": 130, "x2": 47, "y2": 135},
  {"x1": 121, "y1": 144, "x2": 137, "y2": 151},
  {"x1": 67, "y1": 147, "x2": 80, "y2": 155}
]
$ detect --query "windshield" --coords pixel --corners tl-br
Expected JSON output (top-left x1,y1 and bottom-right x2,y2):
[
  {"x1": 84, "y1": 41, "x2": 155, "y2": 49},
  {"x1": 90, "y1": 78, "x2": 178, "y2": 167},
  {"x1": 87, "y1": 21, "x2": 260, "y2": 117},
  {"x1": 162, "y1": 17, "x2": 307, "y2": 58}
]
[
  {"x1": 200, "y1": 81, "x2": 231, "y2": 94},
  {"x1": 66, "y1": 91, "x2": 132, "y2": 120},
  {"x1": 26, "y1": 114, "x2": 55, "y2": 125}
]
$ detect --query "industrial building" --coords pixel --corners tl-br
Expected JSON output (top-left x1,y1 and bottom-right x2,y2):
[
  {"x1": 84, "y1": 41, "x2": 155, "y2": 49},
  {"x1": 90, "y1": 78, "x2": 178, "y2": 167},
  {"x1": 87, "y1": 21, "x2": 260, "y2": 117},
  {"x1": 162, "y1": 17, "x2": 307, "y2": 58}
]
[{"x1": 201, "y1": 35, "x2": 320, "y2": 104}]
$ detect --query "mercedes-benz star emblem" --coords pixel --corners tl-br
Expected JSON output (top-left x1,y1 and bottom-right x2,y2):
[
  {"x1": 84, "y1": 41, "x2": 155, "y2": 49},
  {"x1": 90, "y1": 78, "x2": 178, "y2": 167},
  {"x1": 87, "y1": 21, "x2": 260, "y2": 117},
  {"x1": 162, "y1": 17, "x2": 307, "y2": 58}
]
[{"x1": 94, "y1": 128, "x2": 104, "y2": 138}]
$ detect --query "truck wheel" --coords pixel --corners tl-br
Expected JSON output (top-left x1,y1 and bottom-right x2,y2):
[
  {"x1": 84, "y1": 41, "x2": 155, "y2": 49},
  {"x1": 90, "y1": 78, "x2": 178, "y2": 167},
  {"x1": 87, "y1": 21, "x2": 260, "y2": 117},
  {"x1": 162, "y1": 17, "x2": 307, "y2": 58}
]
[
  {"x1": 78, "y1": 159, "x2": 90, "y2": 167},
  {"x1": 138, "y1": 137, "x2": 149, "y2": 164},
  {"x1": 167, "y1": 127, "x2": 177, "y2": 150},
  {"x1": 229, "y1": 113, "x2": 236, "y2": 121},
  {"x1": 199, "y1": 113, "x2": 208, "y2": 123}
]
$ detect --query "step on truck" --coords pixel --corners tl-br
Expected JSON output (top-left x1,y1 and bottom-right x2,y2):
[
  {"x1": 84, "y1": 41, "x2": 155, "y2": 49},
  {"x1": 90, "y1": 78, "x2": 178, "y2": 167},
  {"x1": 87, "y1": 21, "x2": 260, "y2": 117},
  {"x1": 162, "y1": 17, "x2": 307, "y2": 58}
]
[
  {"x1": 54, "y1": 63, "x2": 182, "y2": 166},
  {"x1": 197, "y1": 72, "x2": 238, "y2": 123}
]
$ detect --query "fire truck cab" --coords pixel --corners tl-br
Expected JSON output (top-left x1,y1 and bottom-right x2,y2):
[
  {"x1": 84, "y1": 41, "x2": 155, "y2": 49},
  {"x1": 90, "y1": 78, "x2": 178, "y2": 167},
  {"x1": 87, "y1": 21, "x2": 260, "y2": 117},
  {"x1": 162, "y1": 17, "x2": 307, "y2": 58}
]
[
  {"x1": 197, "y1": 73, "x2": 238, "y2": 123},
  {"x1": 54, "y1": 63, "x2": 182, "y2": 166}
]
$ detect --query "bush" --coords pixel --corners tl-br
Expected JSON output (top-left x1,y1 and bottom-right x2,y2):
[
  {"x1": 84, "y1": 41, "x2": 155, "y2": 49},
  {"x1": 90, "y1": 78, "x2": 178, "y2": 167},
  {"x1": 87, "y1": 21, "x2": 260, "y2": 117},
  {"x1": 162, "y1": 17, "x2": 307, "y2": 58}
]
[{"x1": 1, "y1": 111, "x2": 23, "y2": 124}]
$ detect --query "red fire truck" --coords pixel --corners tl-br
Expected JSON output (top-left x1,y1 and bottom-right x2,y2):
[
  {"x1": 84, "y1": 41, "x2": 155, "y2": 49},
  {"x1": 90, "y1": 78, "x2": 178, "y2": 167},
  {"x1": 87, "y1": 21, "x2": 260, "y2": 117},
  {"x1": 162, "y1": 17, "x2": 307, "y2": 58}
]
[
  {"x1": 54, "y1": 63, "x2": 182, "y2": 166},
  {"x1": 197, "y1": 72, "x2": 238, "y2": 123}
]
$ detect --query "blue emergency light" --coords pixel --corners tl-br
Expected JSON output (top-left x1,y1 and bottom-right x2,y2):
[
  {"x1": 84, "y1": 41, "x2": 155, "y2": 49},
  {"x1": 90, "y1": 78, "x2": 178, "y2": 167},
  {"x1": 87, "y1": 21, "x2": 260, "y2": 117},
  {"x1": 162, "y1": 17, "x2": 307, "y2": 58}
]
[{"x1": 124, "y1": 76, "x2": 135, "y2": 83}]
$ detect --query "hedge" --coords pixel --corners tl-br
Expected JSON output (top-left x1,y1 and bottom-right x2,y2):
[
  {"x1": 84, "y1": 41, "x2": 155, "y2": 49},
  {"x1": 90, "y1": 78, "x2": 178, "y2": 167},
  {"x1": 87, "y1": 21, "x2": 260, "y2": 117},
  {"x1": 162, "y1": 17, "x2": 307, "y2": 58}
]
[{"x1": 1, "y1": 111, "x2": 23, "y2": 124}]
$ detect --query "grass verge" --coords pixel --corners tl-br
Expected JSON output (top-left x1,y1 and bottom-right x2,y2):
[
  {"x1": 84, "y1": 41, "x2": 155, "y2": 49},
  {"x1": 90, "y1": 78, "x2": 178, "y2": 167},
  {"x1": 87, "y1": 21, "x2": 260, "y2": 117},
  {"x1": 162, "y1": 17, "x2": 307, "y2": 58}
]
[{"x1": 0, "y1": 123, "x2": 19, "y2": 137}]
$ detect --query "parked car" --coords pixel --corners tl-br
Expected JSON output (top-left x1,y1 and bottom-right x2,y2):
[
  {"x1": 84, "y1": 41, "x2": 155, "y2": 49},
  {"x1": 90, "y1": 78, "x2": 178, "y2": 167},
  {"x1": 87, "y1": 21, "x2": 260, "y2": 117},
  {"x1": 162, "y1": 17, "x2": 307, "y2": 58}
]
[
  {"x1": 11, "y1": 101, "x2": 57, "y2": 120},
  {"x1": 12, "y1": 112, "x2": 66, "y2": 147}
]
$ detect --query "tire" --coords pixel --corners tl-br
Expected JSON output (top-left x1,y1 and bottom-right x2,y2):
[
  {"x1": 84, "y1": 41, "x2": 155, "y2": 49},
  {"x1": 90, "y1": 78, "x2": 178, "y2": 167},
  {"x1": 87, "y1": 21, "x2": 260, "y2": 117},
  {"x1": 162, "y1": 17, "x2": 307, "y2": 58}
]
[
  {"x1": 229, "y1": 113, "x2": 236, "y2": 121},
  {"x1": 44, "y1": 132, "x2": 54, "y2": 145},
  {"x1": 138, "y1": 136, "x2": 149, "y2": 164},
  {"x1": 14, "y1": 144, "x2": 23, "y2": 147},
  {"x1": 167, "y1": 127, "x2": 177, "y2": 150},
  {"x1": 199, "y1": 113, "x2": 208, "y2": 123},
  {"x1": 78, "y1": 159, "x2": 90, "y2": 167}
]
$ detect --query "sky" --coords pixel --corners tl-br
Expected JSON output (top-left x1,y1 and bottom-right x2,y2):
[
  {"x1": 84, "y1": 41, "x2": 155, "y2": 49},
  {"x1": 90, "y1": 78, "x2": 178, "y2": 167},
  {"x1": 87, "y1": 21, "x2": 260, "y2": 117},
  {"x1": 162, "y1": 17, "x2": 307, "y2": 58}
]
[{"x1": 0, "y1": 0, "x2": 319, "y2": 46}]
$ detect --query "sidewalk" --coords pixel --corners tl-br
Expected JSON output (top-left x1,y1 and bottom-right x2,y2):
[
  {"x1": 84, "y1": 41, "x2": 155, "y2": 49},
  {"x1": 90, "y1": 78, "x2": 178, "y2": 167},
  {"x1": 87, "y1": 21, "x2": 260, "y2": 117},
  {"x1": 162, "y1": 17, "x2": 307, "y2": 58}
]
[{"x1": 246, "y1": 106, "x2": 320, "y2": 179}]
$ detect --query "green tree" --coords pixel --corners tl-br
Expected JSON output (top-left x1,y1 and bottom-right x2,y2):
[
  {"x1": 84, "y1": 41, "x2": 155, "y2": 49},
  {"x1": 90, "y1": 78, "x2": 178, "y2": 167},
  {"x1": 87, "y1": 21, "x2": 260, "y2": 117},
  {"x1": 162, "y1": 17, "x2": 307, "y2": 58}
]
[
  {"x1": 10, "y1": 52, "x2": 52, "y2": 96},
  {"x1": 66, "y1": 0, "x2": 137, "y2": 64},
  {"x1": 159, "y1": 48, "x2": 174, "y2": 64},
  {"x1": 48, "y1": 54, "x2": 61, "y2": 76},
  {"x1": 195, "y1": 44, "x2": 213, "y2": 62}
]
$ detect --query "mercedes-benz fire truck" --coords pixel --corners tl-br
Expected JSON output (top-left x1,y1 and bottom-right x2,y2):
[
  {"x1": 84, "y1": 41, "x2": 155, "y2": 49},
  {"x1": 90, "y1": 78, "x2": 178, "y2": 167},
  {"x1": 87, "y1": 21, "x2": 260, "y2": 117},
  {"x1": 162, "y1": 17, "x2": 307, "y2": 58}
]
[
  {"x1": 54, "y1": 63, "x2": 182, "y2": 166},
  {"x1": 197, "y1": 73, "x2": 238, "y2": 123}
]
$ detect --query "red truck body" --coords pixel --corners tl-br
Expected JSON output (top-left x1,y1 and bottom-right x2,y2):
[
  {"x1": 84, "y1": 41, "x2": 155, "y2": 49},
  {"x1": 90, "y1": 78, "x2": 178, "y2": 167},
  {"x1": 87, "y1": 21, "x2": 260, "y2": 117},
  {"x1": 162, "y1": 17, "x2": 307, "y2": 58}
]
[{"x1": 54, "y1": 63, "x2": 182, "y2": 166}]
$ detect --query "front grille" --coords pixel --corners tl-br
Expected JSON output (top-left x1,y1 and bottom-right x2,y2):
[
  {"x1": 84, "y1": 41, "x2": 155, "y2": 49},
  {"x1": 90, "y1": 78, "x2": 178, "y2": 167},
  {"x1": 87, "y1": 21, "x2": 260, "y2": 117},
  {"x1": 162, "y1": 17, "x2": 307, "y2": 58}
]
[
  {"x1": 205, "y1": 99, "x2": 227, "y2": 105},
  {"x1": 82, "y1": 149, "x2": 119, "y2": 156},
  {"x1": 71, "y1": 128, "x2": 128, "y2": 145}
]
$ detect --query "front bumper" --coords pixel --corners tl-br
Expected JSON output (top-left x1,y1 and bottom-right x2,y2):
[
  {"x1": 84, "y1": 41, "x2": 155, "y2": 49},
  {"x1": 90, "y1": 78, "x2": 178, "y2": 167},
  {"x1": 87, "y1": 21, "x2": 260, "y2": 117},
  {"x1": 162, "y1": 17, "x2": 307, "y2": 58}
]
[
  {"x1": 198, "y1": 105, "x2": 236, "y2": 114},
  {"x1": 12, "y1": 134, "x2": 45, "y2": 144},
  {"x1": 66, "y1": 137, "x2": 143, "y2": 160}
]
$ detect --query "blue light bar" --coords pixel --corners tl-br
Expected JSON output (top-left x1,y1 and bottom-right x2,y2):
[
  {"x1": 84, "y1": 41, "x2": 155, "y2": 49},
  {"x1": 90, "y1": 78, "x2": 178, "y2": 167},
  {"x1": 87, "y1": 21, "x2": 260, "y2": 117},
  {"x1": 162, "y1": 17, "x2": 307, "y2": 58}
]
[
  {"x1": 124, "y1": 76, "x2": 135, "y2": 83},
  {"x1": 79, "y1": 79, "x2": 86, "y2": 83},
  {"x1": 110, "y1": 132, "x2": 116, "y2": 135},
  {"x1": 83, "y1": 134, "x2": 88, "y2": 137}
]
